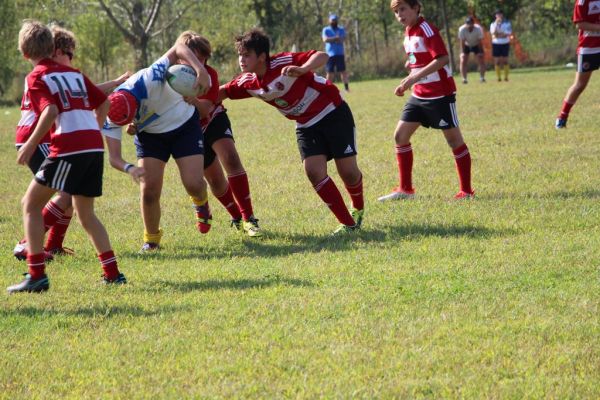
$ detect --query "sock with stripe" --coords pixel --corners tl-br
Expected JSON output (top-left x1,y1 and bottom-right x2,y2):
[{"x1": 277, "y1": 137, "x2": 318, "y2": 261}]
[
  {"x1": 314, "y1": 176, "x2": 355, "y2": 226},
  {"x1": 395, "y1": 144, "x2": 414, "y2": 193},
  {"x1": 453, "y1": 144, "x2": 472, "y2": 194},
  {"x1": 98, "y1": 250, "x2": 120, "y2": 280},
  {"x1": 215, "y1": 185, "x2": 243, "y2": 220},
  {"x1": 45, "y1": 214, "x2": 72, "y2": 250},
  {"x1": 42, "y1": 201, "x2": 65, "y2": 232},
  {"x1": 27, "y1": 253, "x2": 46, "y2": 279},
  {"x1": 344, "y1": 174, "x2": 364, "y2": 211},
  {"x1": 228, "y1": 171, "x2": 254, "y2": 220},
  {"x1": 558, "y1": 101, "x2": 574, "y2": 120}
]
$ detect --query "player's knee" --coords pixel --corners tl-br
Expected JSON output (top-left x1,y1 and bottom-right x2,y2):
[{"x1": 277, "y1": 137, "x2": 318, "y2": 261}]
[
  {"x1": 141, "y1": 187, "x2": 161, "y2": 205},
  {"x1": 305, "y1": 169, "x2": 326, "y2": 186},
  {"x1": 220, "y1": 151, "x2": 243, "y2": 173}
]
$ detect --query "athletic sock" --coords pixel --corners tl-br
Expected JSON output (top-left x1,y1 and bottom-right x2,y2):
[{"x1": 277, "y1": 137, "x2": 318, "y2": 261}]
[
  {"x1": 42, "y1": 201, "x2": 65, "y2": 232},
  {"x1": 504, "y1": 64, "x2": 510, "y2": 80},
  {"x1": 495, "y1": 65, "x2": 501, "y2": 81},
  {"x1": 98, "y1": 250, "x2": 119, "y2": 280},
  {"x1": 559, "y1": 101, "x2": 574, "y2": 120},
  {"x1": 227, "y1": 171, "x2": 254, "y2": 221},
  {"x1": 144, "y1": 229, "x2": 163, "y2": 245},
  {"x1": 344, "y1": 173, "x2": 364, "y2": 211},
  {"x1": 216, "y1": 185, "x2": 243, "y2": 220},
  {"x1": 395, "y1": 144, "x2": 414, "y2": 192},
  {"x1": 45, "y1": 214, "x2": 72, "y2": 250},
  {"x1": 27, "y1": 253, "x2": 46, "y2": 279},
  {"x1": 314, "y1": 176, "x2": 355, "y2": 226},
  {"x1": 453, "y1": 144, "x2": 472, "y2": 193}
]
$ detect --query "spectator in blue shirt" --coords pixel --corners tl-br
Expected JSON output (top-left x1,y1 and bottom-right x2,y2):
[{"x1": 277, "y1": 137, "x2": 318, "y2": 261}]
[{"x1": 322, "y1": 13, "x2": 350, "y2": 91}]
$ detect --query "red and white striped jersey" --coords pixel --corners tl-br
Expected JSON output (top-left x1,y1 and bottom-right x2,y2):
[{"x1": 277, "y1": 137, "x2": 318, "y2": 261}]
[
  {"x1": 574, "y1": 0, "x2": 600, "y2": 55},
  {"x1": 27, "y1": 59, "x2": 106, "y2": 157},
  {"x1": 198, "y1": 64, "x2": 226, "y2": 131},
  {"x1": 15, "y1": 79, "x2": 51, "y2": 146},
  {"x1": 223, "y1": 51, "x2": 343, "y2": 127},
  {"x1": 403, "y1": 17, "x2": 456, "y2": 99}
]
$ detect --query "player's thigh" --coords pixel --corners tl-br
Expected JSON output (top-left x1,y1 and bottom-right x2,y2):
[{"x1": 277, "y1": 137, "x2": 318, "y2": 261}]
[
  {"x1": 71, "y1": 195, "x2": 95, "y2": 223},
  {"x1": 442, "y1": 127, "x2": 465, "y2": 149},
  {"x1": 212, "y1": 138, "x2": 243, "y2": 174},
  {"x1": 22, "y1": 180, "x2": 56, "y2": 212},
  {"x1": 303, "y1": 155, "x2": 328, "y2": 185},
  {"x1": 334, "y1": 155, "x2": 361, "y2": 185},
  {"x1": 175, "y1": 154, "x2": 205, "y2": 191}
]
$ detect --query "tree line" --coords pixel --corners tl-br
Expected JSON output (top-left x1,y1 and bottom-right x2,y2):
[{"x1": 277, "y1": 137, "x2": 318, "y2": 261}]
[{"x1": 0, "y1": 0, "x2": 577, "y2": 103}]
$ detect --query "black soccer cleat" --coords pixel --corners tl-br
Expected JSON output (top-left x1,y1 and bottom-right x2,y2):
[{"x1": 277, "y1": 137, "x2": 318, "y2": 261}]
[
  {"x1": 7, "y1": 273, "x2": 49, "y2": 294},
  {"x1": 102, "y1": 273, "x2": 127, "y2": 285}
]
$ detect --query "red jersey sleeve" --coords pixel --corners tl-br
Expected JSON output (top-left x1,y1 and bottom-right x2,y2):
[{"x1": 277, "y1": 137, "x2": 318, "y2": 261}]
[
  {"x1": 291, "y1": 50, "x2": 317, "y2": 65},
  {"x1": 198, "y1": 66, "x2": 219, "y2": 103},
  {"x1": 573, "y1": 1, "x2": 586, "y2": 23},
  {"x1": 425, "y1": 29, "x2": 449, "y2": 60},
  {"x1": 83, "y1": 74, "x2": 108, "y2": 110},
  {"x1": 27, "y1": 73, "x2": 55, "y2": 114},
  {"x1": 223, "y1": 75, "x2": 253, "y2": 100}
]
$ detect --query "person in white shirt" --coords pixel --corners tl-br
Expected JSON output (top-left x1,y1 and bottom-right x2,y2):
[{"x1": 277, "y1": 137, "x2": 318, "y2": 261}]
[
  {"x1": 490, "y1": 9, "x2": 512, "y2": 81},
  {"x1": 458, "y1": 16, "x2": 486, "y2": 83}
]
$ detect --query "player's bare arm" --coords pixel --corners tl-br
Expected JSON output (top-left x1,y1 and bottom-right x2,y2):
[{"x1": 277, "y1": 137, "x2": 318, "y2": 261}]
[
  {"x1": 167, "y1": 43, "x2": 210, "y2": 95},
  {"x1": 97, "y1": 71, "x2": 131, "y2": 94},
  {"x1": 576, "y1": 21, "x2": 600, "y2": 32},
  {"x1": 395, "y1": 55, "x2": 449, "y2": 96},
  {"x1": 217, "y1": 85, "x2": 229, "y2": 103},
  {"x1": 282, "y1": 51, "x2": 329, "y2": 77},
  {"x1": 104, "y1": 135, "x2": 145, "y2": 183},
  {"x1": 17, "y1": 104, "x2": 58, "y2": 165},
  {"x1": 94, "y1": 99, "x2": 110, "y2": 130},
  {"x1": 184, "y1": 96, "x2": 214, "y2": 119}
]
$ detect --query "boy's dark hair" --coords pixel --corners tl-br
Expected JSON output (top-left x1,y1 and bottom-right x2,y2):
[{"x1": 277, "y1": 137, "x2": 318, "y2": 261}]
[
  {"x1": 235, "y1": 28, "x2": 270, "y2": 58},
  {"x1": 390, "y1": 0, "x2": 422, "y2": 14}
]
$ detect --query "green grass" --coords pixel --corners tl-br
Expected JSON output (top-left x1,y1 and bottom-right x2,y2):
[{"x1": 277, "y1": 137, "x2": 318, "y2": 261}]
[{"x1": 1, "y1": 68, "x2": 599, "y2": 398}]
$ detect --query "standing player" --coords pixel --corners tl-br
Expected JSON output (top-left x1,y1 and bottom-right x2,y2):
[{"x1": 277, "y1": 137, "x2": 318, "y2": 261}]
[
  {"x1": 177, "y1": 31, "x2": 261, "y2": 237},
  {"x1": 219, "y1": 28, "x2": 364, "y2": 235},
  {"x1": 555, "y1": 0, "x2": 600, "y2": 129},
  {"x1": 322, "y1": 13, "x2": 350, "y2": 92},
  {"x1": 458, "y1": 16, "x2": 486, "y2": 84},
  {"x1": 13, "y1": 25, "x2": 130, "y2": 261},
  {"x1": 378, "y1": 0, "x2": 474, "y2": 202},
  {"x1": 8, "y1": 20, "x2": 126, "y2": 293},
  {"x1": 490, "y1": 10, "x2": 512, "y2": 82},
  {"x1": 103, "y1": 38, "x2": 212, "y2": 251}
]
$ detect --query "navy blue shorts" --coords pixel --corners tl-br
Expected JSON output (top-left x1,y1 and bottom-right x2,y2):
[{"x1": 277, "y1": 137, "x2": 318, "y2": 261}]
[
  {"x1": 134, "y1": 110, "x2": 204, "y2": 162},
  {"x1": 492, "y1": 43, "x2": 510, "y2": 58},
  {"x1": 326, "y1": 55, "x2": 346, "y2": 73},
  {"x1": 578, "y1": 52, "x2": 600, "y2": 73},
  {"x1": 463, "y1": 45, "x2": 483, "y2": 55}
]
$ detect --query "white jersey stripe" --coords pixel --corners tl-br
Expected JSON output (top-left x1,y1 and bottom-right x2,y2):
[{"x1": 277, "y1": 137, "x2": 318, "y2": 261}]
[
  {"x1": 421, "y1": 21, "x2": 435, "y2": 37},
  {"x1": 450, "y1": 102, "x2": 459, "y2": 127},
  {"x1": 52, "y1": 160, "x2": 71, "y2": 191}
]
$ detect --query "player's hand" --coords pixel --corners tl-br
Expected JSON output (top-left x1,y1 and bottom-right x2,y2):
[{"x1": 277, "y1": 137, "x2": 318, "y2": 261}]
[
  {"x1": 115, "y1": 71, "x2": 131, "y2": 85},
  {"x1": 16, "y1": 143, "x2": 35, "y2": 165},
  {"x1": 183, "y1": 96, "x2": 199, "y2": 106},
  {"x1": 194, "y1": 73, "x2": 210, "y2": 96},
  {"x1": 127, "y1": 166, "x2": 145, "y2": 183},
  {"x1": 282, "y1": 66, "x2": 306, "y2": 77},
  {"x1": 394, "y1": 84, "x2": 406, "y2": 97},
  {"x1": 126, "y1": 123, "x2": 138, "y2": 136},
  {"x1": 395, "y1": 76, "x2": 415, "y2": 96}
]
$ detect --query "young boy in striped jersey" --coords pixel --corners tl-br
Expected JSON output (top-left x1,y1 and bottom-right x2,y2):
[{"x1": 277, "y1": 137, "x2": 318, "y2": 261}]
[
  {"x1": 378, "y1": 0, "x2": 474, "y2": 202},
  {"x1": 8, "y1": 20, "x2": 126, "y2": 293},
  {"x1": 219, "y1": 28, "x2": 364, "y2": 235}
]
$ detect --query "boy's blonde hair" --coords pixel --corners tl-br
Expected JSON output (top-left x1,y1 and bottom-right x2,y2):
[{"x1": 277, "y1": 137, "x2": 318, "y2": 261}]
[
  {"x1": 176, "y1": 30, "x2": 212, "y2": 59},
  {"x1": 390, "y1": 0, "x2": 422, "y2": 13},
  {"x1": 51, "y1": 24, "x2": 77, "y2": 54},
  {"x1": 18, "y1": 20, "x2": 53, "y2": 60}
]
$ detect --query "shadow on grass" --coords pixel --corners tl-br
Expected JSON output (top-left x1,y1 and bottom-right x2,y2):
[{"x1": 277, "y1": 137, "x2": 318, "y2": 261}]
[
  {"x1": 0, "y1": 304, "x2": 190, "y2": 318},
  {"x1": 476, "y1": 189, "x2": 600, "y2": 200},
  {"x1": 153, "y1": 275, "x2": 314, "y2": 293},
  {"x1": 119, "y1": 222, "x2": 508, "y2": 261}
]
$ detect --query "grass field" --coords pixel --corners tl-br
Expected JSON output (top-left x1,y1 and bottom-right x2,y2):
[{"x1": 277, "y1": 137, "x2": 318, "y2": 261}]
[{"x1": 1, "y1": 68, "x2": 599, "y2": 398}]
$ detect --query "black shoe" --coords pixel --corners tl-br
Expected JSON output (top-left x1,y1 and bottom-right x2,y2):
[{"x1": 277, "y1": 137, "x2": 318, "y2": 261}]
[
  {"x1": 102, "y1": 273, "x2": 127, "y2": 285},
  {"x1": 7, "y1": 273, "x2": 49, "y2": 293}
]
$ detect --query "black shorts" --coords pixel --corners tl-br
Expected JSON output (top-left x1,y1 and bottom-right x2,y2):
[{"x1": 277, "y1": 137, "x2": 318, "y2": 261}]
[
  {"x1": 401, "y1": 94, "x2": 459, "y2": 130},
  {"x1": 16, "y1": 143, "x2": 51, "y2": 175},
  {"x1": 34, "y1": 152, "x2": 104, "y2": 197},
  {"x1": 134, "y1": 110, "x2": 204, "y2": 162},
  {"x1": 326, "y1": 55, "x2": 346, "y2": 73},
  {"x1": 203, "y1": 112, "x2": 234, "y2": 168},
  {"x1": 492, "y1": 43, "x2": 510, "y2": 58},
  {"x1": 578, "y1": 52, "x2": 600, "y2": 73},
  {"x1": 463, "y1": 45, "x2": 482, "y2": 55},
  {"x1": 296, "y1": 101, "x2": 357, "y2": 161}
]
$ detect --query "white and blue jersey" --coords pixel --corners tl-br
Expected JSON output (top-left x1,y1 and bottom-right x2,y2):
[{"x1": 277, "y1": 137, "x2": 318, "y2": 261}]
[
  {"x1": 322, "y1": 26, "x2": 346, "y2": 57},
  {"x1": 102, "y1": 56, "x2": 195, "y2": 140}
]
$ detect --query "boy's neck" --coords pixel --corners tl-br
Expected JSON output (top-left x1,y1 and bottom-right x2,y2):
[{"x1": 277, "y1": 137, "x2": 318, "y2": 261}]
[
  {"x1": 29, "y1": 57, "x2": 47, "y2": 66},
  {"x1": 255, "y1": 62, "x2": 268, "y2": 78}
]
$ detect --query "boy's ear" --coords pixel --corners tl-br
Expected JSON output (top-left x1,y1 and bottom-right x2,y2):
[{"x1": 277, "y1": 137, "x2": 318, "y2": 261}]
[{"x1": 258, "y1": 52, "x2": 267, "y2": 63}]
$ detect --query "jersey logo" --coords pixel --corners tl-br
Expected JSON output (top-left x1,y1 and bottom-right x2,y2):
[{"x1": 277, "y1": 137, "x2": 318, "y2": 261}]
[
  {"x1": 408, "y1": 53, "x2": 417, "y2": 64},
  {"x1": 224, "y1": 128, "x2": 233, "y2": 136},
  {"x1": 344, "y1": 145, "x2": 354, "y2": 154},
  {"x1": 439, "y1": 119, "x2": 449, "y2": 127},
  {"x1": 275, "y1": 82, "x2": 285, "y2": 91},
  {"x1": 274, "y1": 98, "x2": 289, "y2": 107},
  {"x1": 198, "y1": 139, "x2": 204, "y2": 149},
  {"x1": 152, "y1": 63, "x2": 167, "y2": 81},
  {"x1": 590, "y1": 1, "x2": 600, "y2": 15},
  {"x1": 35, "y1": 169, "x2": 45, "y2": 182}
]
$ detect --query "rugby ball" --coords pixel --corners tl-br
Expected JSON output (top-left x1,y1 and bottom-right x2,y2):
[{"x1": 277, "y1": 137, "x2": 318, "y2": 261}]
[{"x1": 166, "y1": 64, "x2": 200, "y2": 97}]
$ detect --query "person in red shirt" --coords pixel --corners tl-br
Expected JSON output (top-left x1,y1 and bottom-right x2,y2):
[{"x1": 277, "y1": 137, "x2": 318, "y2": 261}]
[
  {"x1": 12, "y1": 25, "x2": 131, "y2": 261},
  {"x1": 8, "y1": 20, "x2": 126, "y2": 293},
  {"x1": 219, "y1": 28, "x2": 364, "y2": 235},
  {"x1": 378, "y1": 0, "x2": 474, "y2": 202},
  {"x1": 555, "y1": 0, "x2": 600, "y2": 129},
  {"x1": 177, "y1": 31, "x2": 262, "y2": 237}
]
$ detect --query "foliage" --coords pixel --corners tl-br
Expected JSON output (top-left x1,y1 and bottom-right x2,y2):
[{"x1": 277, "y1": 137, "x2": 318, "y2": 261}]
[{"x1": 1, "y1": 68, "x2": 600, "y2": 397}]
